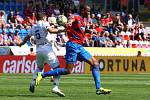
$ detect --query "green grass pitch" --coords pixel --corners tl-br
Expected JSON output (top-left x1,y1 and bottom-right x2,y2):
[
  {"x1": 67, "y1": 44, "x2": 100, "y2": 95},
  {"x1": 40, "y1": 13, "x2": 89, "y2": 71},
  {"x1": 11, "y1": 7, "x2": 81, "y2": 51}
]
[{"x1": 0, "y1": 73, "x2": 150, "y2": 100}]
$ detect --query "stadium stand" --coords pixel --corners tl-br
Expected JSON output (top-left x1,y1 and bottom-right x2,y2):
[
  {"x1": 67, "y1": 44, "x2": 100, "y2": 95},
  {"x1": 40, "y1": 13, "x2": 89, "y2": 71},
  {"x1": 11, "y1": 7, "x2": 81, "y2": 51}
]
[{"x1": 0, "y1": 0, "x2": 150, "y2": 48}]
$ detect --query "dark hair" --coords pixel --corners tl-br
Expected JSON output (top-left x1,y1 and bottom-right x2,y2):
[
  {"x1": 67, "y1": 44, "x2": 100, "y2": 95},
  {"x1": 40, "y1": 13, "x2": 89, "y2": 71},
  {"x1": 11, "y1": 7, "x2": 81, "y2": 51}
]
[
  {"x1": 80, "y1": 4, "x2": 89, "y2": 11},
  {"x1": 36, "y1": 12, "x2": 46, "y2": 21},
  {"x1": 30, "y1": 48, "x2": 33, "y2": 52},
  {"x1": 138, "y1": 51, "x2": 141, "y2": 54}
]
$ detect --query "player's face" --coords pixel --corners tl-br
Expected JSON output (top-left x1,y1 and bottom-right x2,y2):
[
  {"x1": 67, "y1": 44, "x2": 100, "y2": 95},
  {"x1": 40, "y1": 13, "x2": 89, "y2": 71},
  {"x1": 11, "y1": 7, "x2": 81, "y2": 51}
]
[{"x1": 84, "y1": 6, "x2": 90, "y2": 17}]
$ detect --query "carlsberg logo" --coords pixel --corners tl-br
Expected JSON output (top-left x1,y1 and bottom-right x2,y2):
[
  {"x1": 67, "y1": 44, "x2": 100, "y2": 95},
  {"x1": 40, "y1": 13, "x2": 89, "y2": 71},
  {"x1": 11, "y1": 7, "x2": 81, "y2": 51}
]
[{"x1": 3, "y1": 56, "x2": 37, "y2": 73}]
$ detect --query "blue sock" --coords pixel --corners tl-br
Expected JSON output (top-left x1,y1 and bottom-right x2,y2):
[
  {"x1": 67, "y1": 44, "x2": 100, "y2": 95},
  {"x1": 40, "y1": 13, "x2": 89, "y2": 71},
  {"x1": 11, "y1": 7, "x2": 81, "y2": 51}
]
[
  {"x1": 42, "y1": 68, "x2": 69, "y2": 78},
  {"x1": 92, "y1": 66, "x2": 101, "y2": 90}
]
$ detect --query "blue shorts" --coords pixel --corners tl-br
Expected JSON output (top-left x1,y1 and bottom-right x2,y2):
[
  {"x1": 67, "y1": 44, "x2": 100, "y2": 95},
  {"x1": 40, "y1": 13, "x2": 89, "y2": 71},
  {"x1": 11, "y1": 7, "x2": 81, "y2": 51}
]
[{"x1": 65, "y1": 41, "x2": 92, "y2": 64}]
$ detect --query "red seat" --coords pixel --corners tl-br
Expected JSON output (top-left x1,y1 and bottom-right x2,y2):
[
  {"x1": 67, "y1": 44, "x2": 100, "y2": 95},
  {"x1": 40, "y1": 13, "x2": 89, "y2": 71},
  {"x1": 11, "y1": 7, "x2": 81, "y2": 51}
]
[
  {"x1": 136, "y1": 44, "x2": 141, "y2": 48},
  {"x1": 131, "y1": 44, "x2": 137, "y2": 48},
  {"x1": 147, "y1": 44, "x2": 150, "y2": 48},
  {"x1": 123, "y1": 35, "x2": 129, "y2": 40},
  {"x1": 142, "y1": 44, "x2": 147, "y2": 48},
  {"x1": 85, "y1": 34, "x2": 91, "y2": 39}
]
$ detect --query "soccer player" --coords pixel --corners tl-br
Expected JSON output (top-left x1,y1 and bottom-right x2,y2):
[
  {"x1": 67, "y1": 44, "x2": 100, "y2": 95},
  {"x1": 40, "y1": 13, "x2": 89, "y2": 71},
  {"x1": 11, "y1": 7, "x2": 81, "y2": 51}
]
[
  {"x1": 19, "y1": 12, "x2": 65, "y2": 97},
  {"x1": 36, "y1": 5, "x2": 112, "y2": 95}
]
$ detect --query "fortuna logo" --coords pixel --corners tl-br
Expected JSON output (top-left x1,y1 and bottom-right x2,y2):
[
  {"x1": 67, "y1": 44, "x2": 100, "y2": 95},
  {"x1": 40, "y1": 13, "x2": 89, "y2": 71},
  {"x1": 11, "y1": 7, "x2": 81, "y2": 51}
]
[{"x1": 3, "y1": 56, "x2": 37, "y2": 73}]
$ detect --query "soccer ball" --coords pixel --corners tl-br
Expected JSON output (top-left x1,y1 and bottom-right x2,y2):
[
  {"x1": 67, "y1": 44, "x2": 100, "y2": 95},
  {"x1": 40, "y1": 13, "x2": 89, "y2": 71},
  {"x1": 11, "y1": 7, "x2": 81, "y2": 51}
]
[{"x1": 56, "y1": 15, "x2": 68, "y2": 26}]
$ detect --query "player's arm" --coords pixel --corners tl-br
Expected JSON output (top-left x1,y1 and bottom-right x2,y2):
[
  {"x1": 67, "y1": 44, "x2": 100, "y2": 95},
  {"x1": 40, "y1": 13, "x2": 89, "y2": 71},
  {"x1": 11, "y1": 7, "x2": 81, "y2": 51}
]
[
  {"x1": 54, "y1": 41, "x2": 60, "y2": 51},
  {"x1": 47, "y1": 26, "x2": 59, "y2": 33},
  {"x1": 19, "y1": 35, "x2": 31, "y2": 46},
  {"x1": 47, "y1": 25, "x2": 66, "y2": 34}
]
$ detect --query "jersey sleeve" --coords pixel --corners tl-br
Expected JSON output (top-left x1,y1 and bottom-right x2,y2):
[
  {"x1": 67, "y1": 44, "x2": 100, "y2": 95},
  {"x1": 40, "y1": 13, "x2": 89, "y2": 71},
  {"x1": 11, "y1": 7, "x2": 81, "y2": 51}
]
[{"x1": 44, "y1": 22, "x2": 51, "y2": 30}]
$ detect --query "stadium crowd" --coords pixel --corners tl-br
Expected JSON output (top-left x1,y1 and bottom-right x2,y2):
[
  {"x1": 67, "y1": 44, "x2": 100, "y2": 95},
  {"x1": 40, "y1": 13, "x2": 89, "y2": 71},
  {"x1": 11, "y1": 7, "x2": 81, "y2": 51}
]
[{"x1": 0, "y1": 0, "x2": 149, "y2": 48}]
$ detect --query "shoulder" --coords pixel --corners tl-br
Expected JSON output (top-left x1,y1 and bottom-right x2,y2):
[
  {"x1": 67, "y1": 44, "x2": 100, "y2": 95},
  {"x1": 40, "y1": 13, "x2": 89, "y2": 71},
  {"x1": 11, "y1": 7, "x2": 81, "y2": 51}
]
[
  {"x1": 69, "y1": 14, "x2": 82, "y2": 20},
  {"x1": 74, "y1": 15, "x2": 82, "y2": 20}
]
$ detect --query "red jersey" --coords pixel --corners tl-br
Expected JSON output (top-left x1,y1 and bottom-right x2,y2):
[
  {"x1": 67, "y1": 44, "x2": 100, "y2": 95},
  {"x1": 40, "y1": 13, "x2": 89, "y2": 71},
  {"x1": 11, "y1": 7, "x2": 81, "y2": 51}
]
[{"x1": 67, "y1": 15, "x2": 86, "y2": 44}]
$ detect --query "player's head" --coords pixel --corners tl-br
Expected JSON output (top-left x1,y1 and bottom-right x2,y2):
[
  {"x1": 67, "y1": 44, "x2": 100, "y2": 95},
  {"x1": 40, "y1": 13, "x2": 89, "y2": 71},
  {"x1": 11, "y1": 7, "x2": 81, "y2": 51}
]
[
  {"x1": 80, "y1": 5, "x2": 90, "y2": 17},
  {"x1": 37, "y1": 12, "x2": 47, "y2": 21},
  {"x1": 30, "y1": 47, "x2": 33, "y2": 52}
]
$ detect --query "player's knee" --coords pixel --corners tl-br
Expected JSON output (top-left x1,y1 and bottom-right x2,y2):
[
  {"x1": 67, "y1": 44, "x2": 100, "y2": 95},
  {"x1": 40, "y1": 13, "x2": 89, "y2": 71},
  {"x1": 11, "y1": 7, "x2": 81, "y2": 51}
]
[
  {"x1": 94, "y1": 61, "x2": 99, "y2": 67},
  {"x1": 91, "y1": 58, "x2": 99, "y2": 67}
]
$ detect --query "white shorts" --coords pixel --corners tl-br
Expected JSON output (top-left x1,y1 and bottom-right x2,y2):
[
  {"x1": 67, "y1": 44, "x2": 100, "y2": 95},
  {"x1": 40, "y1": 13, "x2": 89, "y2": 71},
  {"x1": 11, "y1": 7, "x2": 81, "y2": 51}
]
[{"x1": 36, "y1": 43, "x2": 59, "y2": 69}]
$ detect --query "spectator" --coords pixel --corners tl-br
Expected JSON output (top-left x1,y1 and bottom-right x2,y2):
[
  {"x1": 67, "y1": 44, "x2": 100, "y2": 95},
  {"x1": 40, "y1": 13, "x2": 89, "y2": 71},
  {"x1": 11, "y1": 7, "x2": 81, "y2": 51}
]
[
  {"x1": 137, "y1": 51, "x2": 142, "y2": 57},
  {"x1": 91, "y1": 13, "x2": 97, "y2": 24},
  {"x1": 7, "y1": 11, "x2": 16, "y2": 28},
  {"x1": 53, "y1": 4, "x2": 60, "y2": 16},
  {"x1": 23, "y1": 12, "x2": 36, "y2": 28},
  {"x1": 15, "y1": 10, "x2": 24, "y2": 24},
  {"x1": 105, "y1": 12, "x2": 113, "y2": 28},
  {"x1": 0, "y1": 11, "x2": 7, "y2": 28},
  {"x1": 95, "y1": 23, "x2": 103, "y2": 33},
  {"x1": 14, "y1": 10, "x2": 24, "y2": 29},
  {"x1": 139, "y1": 23, "x2": 147, "y2": 40},
  {"x1": 113, "y1": 13, "x2": 124, "y2": 33},
  {"x1": 91, "y1": 31, "x2": 98, "y2": 47},
  {"x1": 133, "y1": 24, "x2": 141, "y2": 40},
  {"x1": 0, "y1": 33, "x2": 3, "y2": 46},
  {"x1": 83, "y1": 34, "x2": 92, "y2": 47},
  {"x1": 46, "y1": 3, "x2": 54, "y2": 17},
  {"x1": 98, "y1": 31, "x2": 106, "y2": 47},
  {"x1": 127, "y1": 14, "x2": 135, "y2": 31},
  {"x1": 1, "y1": 29, "x2": 10, "y2": 46},
  {"x1": 34, "y1": 0, "x2": 46, "y2": 14},
  {"x1": 8, "y1": 30, "x2": 15, "y2": 46},
  {"x1": 101, "y1": 15, "x2": 107, "y2": 28},
  {"x1": 48, "y1": 14, "x2": 57, "y2": 25},
  {"x1": 29, "y1": 12, "x2": 37, "y2": 25},
  {"x1": 14, "y1": 30, "x2": 22, "y2": 46},
  {"x1": 24, "y1": 1, "x2": 34, "y2": 17},
  {"x1": 125, "y1": 40, "x2": 131, "y2": 48},
  {"x1": 105, "y1": 31, "x2": 114, "y2": 47},
  {"x1": 114, "y1": 31, "x2": 124, "y2": 47}
]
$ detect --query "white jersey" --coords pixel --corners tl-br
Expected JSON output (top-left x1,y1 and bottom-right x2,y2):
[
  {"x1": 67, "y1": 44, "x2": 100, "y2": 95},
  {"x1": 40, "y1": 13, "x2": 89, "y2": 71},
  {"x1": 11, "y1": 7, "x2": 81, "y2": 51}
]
[
  {"x1": 29, "y1": 20, "x2": 59, "y2": 68},
  {"x1": 29, "y1": 21, "x2": 51, "y2": 46}
]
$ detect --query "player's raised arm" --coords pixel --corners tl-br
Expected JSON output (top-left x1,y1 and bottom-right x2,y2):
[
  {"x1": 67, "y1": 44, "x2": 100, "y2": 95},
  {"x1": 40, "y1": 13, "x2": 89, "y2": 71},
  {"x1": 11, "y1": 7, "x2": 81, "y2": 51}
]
[{"x1": 47, "y1": 25, "x2": 59, "y2": 33}]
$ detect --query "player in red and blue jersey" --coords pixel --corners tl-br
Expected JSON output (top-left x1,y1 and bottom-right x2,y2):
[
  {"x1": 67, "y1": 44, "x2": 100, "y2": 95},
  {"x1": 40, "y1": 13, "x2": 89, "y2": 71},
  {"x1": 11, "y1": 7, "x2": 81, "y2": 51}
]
[{"x1": 36, "y1": 5, "x2": 112, "y2": 95}]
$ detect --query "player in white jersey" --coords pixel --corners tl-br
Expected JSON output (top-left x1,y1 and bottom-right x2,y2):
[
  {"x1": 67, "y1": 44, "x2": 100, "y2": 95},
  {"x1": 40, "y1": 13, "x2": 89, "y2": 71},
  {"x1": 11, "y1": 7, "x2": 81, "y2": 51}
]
[{"x1": 19, "y1": 13, "x2": 65, "y2": 97}]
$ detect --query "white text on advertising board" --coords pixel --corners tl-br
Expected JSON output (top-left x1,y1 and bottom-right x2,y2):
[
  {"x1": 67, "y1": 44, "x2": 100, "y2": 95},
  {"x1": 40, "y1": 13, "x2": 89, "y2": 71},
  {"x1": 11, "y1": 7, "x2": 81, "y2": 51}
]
[{"x1": 3, "y1": 56, "x2": 37, "y2": 73}]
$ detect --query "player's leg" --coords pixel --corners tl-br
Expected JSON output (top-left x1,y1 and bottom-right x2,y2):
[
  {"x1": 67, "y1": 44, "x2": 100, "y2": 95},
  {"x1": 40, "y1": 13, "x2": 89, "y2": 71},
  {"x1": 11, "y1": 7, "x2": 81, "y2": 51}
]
[
  {"x1": 48, "y1": 55, "x2": 65, "y2": 97},
  {"x1": 78, "y1": 46, "x2": 111, "y2": 95},
  {"x1": 29, "y1": 67, "x2": 43, "y2": 93},
  {"x1": 29, "y1": 52, "x2": 46, "y2": 93},
  {"x1": 87, "y1": 57, "x2": 111, "y2": 94},
  {"x1": 36, "y1": 41, "x2": 77, "y2": 84},
  {"x1": 44, "y1": 63, "x2": 54, "y2": 82}
]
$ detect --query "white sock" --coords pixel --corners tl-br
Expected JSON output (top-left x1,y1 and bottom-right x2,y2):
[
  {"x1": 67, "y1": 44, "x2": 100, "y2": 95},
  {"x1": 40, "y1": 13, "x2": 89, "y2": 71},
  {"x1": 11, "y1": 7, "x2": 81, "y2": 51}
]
[{"x1": 53, "y1": 75, "x2": 60, "y2": 89}]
